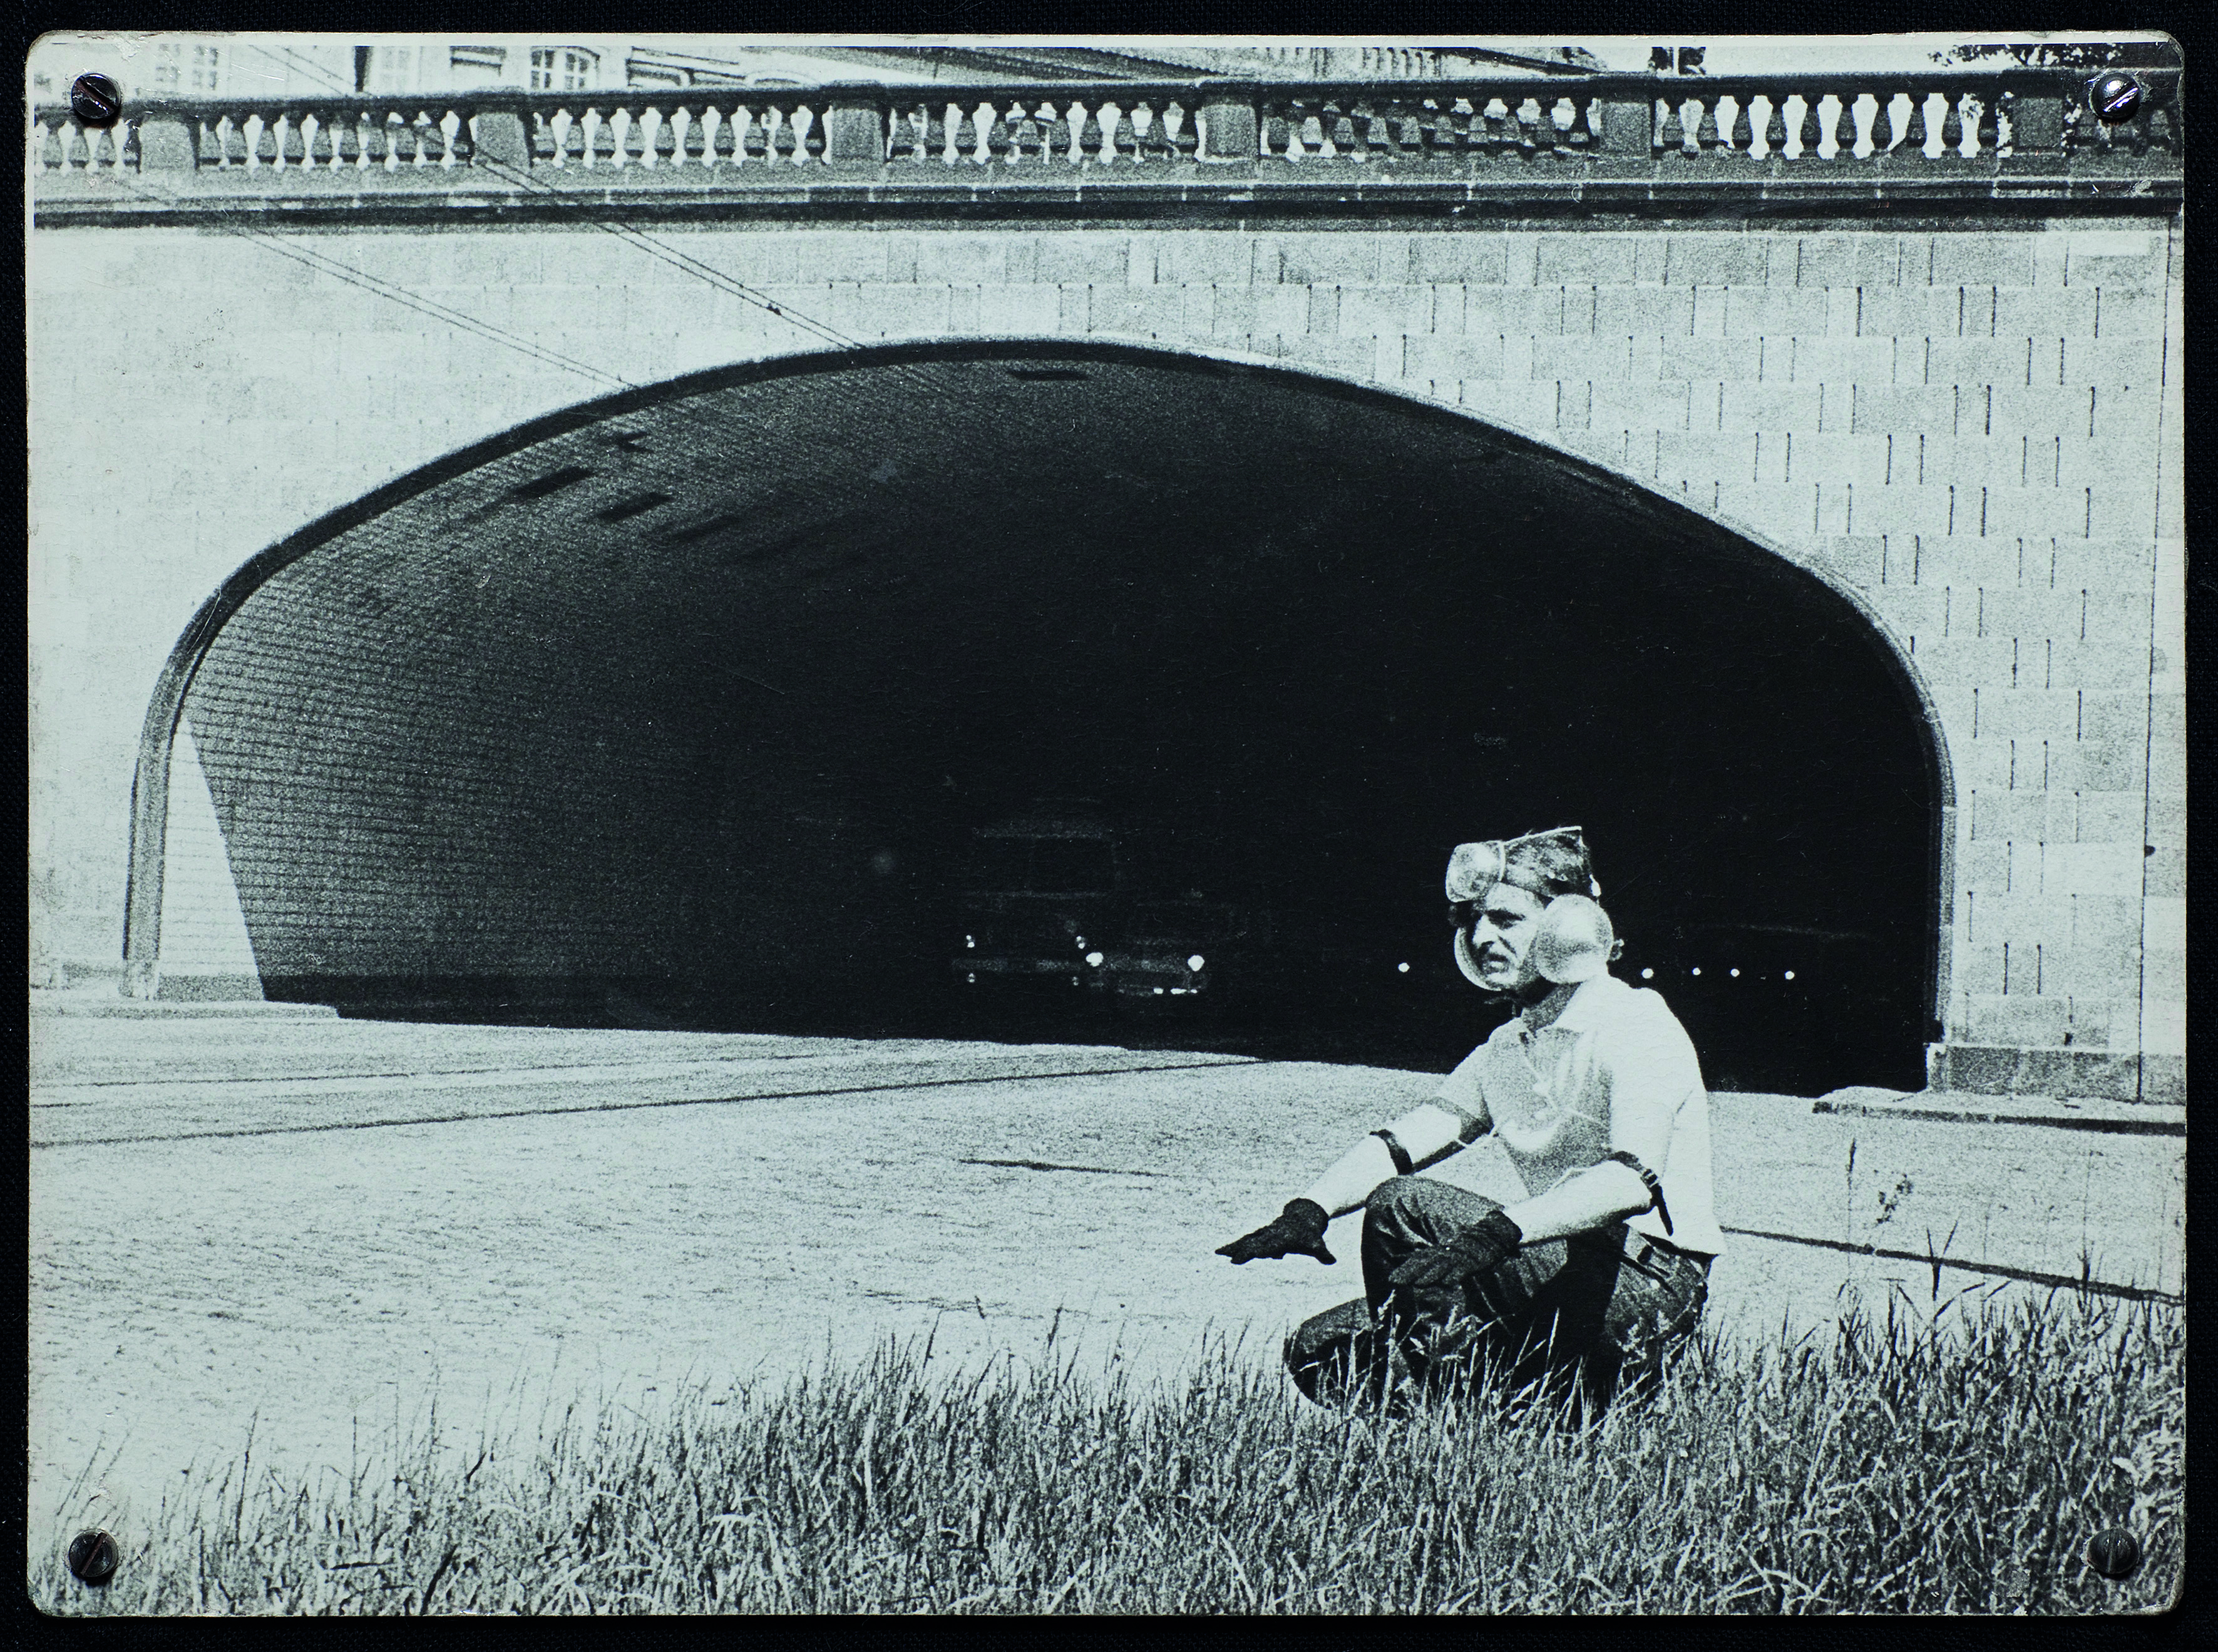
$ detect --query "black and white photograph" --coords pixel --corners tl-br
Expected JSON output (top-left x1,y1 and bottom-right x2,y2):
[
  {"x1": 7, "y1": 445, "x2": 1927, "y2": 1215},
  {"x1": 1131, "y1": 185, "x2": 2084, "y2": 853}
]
[{"x1": 25, "y1": 28, "x2": 2187, "y2": 1614}]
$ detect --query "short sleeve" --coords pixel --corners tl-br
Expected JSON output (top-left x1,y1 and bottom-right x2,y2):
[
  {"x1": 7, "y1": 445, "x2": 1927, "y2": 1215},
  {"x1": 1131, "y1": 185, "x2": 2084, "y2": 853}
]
[
  {"x1": 1601, "y1": 1002, "x2": 1702, "y2": 1169},
  {"x1": 1435, "y1": 1047, "x2": 1493, "y2": 1136}
]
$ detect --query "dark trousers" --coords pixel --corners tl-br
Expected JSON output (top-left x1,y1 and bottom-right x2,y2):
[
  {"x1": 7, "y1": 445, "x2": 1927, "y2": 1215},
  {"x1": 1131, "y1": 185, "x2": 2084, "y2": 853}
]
[{"x1": 1284, "y1": 1176, "x2": 1710, "y2": 1417}]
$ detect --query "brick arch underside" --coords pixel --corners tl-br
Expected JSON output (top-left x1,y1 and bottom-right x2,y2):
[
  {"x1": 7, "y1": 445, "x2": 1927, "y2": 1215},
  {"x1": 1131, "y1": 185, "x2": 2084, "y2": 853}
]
[{"x1": 175, "y1": 342, "x2": 1945, "y2": 1089}]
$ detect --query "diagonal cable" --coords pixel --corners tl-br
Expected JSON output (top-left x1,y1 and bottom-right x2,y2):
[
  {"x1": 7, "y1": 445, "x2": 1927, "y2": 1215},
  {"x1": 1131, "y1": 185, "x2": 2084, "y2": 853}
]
[
  {"x1": 469, "y1": 151, "x2": 953, "y2": 391},
  {"x1": 84, "y1": 170, "x2": 637, "y2": 390}
]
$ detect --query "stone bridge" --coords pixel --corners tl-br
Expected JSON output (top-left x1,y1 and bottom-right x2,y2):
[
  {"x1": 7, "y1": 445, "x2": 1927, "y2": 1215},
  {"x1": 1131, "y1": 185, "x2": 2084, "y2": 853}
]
[{"x1": 27, "y1": 55, "x2": 2185, "y2": 1100}]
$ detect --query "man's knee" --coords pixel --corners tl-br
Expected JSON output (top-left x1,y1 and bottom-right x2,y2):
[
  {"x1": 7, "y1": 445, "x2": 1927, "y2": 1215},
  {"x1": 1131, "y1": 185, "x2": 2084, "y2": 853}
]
[{"x1": 1363, "y1": 1174, "x2": 1501, "y2": 1244}]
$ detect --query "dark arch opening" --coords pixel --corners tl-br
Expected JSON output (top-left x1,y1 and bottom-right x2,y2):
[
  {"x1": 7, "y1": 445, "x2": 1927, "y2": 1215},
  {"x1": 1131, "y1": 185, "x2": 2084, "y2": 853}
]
[{"x1": 142, "y1": 340, "x2": 1948, "y2": 1092}]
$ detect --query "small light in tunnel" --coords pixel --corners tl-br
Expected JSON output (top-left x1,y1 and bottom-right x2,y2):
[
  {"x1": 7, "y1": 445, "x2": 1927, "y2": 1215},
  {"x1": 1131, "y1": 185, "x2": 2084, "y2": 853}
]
[
  {"x1": 1154, "y1": 987, "x2": 1166, "y2": 995},
  {"x1": 1691, "y1": 967, "x2": 1702, "y2": 977},
  {"x1": 1074, "y1": 935, "x2": 1086, "y2": 950},
  {"x1": 1641, "y1": 968, "x2": 1654, "y2": 979},
  {"x1": 965, "y1": 973, "x2": 976, "y2": 984},
  {"x1": 1086, "y1": 952, "x2": 1104, "y2": 967},
  {"x1": 1188, "y1": 955, "x2": 1206, "y2": 973},
  {"x1": 1785, "y1": 970, "x2": 1796, "y2": 981},
  {"x1": 1730, "y1": 968, "x2": 1740, "y2": 978},
  {"x1": 1397, "y1": 962, "x2": 1410, "y2": 973},
  {"x1": 965, "y1": 936, "x2": 975, "y2": 949}
]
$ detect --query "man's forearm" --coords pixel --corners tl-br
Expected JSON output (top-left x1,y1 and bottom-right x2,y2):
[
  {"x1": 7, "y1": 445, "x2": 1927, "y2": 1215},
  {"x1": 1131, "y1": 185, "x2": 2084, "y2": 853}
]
[
  {"x1": 1299, "y1": 1103, "x2": 1476, "y2": 1218},
  {"x1": 1501, "y1": 1161, "x2": 1652, "y2": 1244},
  {"x1": 1299, "y1": 1135, "x2": 1401, "y2": 1220}
]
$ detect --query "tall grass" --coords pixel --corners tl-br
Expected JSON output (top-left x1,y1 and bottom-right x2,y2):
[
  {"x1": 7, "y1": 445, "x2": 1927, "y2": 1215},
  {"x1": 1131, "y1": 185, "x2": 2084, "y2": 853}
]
[{"x1": 36, "y1": 1287, "x2": 2180, "y2": 1614}]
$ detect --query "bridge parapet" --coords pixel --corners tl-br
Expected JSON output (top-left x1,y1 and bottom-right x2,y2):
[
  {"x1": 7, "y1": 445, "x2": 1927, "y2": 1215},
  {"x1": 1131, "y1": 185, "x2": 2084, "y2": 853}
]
[{"x1": 32, "y1": 59, "x2": 2182, "y2": 220}]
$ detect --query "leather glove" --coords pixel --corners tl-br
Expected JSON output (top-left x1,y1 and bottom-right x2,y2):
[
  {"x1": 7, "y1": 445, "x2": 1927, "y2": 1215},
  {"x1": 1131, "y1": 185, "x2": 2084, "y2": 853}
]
[
  {"x1": 1386, "y1": 1208, "x2": 1524, "y2": 1291},
  {"x1": 1216, "y1": 1198, "x2": 1336, "y2": 1265}
]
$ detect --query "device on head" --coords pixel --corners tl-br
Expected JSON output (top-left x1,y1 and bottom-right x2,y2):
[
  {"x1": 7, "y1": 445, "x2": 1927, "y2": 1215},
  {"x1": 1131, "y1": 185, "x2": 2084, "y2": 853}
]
[{"x1": 1445, "y1": 827, "x2": 1617, "y2": 987}]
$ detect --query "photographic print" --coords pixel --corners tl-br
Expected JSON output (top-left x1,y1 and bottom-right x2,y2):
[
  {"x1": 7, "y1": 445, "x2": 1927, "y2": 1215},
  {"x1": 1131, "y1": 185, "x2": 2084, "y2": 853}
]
[{"x1": 26, "y1": 30, "x2": 2185, "y2": 1614}]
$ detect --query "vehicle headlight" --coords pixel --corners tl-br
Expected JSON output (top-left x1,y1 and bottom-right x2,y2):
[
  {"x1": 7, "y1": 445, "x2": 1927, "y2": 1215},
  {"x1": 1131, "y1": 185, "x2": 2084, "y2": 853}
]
[
  {"x1": 1187, "y1": 955, "x2": 1205, "y2": 973},
  {"x1": 1086, "y1": 952, "x2": 1104, "y2": 968}
]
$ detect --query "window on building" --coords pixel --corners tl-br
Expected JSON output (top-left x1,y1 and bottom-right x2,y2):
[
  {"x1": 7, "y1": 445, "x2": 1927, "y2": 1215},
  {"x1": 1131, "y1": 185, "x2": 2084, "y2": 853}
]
[
  {"x1": 529, "y1": 47, "x2": 598, "y2": 91},
  {"x1": 152, "y1": 43, "x2": 182, "y2": 90},
  {"x1": 189, "y1": 44, "x2": 222, "y2": 91}
]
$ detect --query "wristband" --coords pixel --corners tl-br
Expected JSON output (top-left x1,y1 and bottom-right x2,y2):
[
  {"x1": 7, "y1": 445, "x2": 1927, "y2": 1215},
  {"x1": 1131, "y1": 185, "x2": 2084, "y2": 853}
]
[
  {"x1": 1371, "y1": 1129, "x2": 1415, "y2": 1177},
  {"x1": 1604, "y1": 1149, "x2": 1674, "y2": 1236}
]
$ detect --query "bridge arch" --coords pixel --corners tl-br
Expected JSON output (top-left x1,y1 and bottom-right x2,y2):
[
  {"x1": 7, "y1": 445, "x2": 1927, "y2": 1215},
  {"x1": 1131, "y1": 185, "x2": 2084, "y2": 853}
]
[{"x1": 128, "y1": 337, "x2": 1953, "y2": 1090}]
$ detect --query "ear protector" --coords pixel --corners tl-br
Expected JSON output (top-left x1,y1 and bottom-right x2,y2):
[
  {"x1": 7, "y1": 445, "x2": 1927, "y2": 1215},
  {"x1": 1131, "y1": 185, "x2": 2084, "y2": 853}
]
[{"x1": 1447, "y1": 828, "x2": 1618, "y2": 987}]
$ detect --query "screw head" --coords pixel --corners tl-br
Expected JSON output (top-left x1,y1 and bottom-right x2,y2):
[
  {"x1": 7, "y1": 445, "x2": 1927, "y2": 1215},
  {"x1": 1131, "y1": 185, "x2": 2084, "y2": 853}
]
[
  {"x1": 69, "y1": 73, "x2": 121, "y2": 128},
  {"x1": 2088, "y1": 73, "x2": 2144, "y2": 124},
  {"x1": 64, "y1": 1529, "x2": 119, "y2": 1587},
  {"x1": 2087, "y1": 1526, "x2": 2142, "y2": 1581}
]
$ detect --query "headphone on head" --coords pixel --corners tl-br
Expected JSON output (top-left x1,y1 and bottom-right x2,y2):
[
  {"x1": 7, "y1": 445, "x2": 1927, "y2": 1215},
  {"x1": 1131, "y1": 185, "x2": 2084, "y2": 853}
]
[{"x1": 1446, "y1": 827, "x2": 1619, "y2": 987}]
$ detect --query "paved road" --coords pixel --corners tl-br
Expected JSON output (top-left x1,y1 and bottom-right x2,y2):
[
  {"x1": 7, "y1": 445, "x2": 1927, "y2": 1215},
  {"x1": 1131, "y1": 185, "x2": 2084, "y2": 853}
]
[{"x1": 28, "y1": 1010, "x2": 2184, "y2": 1546}]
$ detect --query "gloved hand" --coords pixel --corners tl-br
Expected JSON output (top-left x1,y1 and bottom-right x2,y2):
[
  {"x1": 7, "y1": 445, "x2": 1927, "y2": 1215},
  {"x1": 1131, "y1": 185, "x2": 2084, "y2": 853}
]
[
  {"x1": 1386, "y1": 1208, "x2": 1524, "y2": 1291},
  {"x1": 1217, "y1": 1198, "x2": 1336, "y2": 1265}
]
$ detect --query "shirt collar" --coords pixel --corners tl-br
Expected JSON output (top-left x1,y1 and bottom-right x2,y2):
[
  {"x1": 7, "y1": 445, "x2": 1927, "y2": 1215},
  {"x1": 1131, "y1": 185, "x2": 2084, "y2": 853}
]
[{"x1": 1519, "y1": 973, "x2": 1619, "y2": 1037}]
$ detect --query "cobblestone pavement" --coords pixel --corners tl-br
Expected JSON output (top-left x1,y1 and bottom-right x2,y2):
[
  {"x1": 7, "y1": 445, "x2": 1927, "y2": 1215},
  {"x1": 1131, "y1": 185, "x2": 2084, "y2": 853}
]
[{"x1": 29, "y1": 1010, "x2": 2184, "y2": 1544}]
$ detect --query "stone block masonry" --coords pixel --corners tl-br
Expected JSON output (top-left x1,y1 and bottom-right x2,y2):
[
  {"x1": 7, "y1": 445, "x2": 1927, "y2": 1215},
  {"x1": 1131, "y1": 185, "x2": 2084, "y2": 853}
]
[{"x1": 26, "y1": 205, "x2": 2182, "y2": 1101}]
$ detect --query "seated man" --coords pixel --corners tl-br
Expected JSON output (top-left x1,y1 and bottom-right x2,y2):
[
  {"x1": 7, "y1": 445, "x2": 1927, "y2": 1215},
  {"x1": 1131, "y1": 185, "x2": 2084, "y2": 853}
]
[{"x1": 1217, "y1": 828, "x2": 1723, "y2": 1417}]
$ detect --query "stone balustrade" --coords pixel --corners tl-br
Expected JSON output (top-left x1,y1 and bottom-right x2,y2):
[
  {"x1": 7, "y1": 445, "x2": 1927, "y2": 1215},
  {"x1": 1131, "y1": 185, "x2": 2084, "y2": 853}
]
[{"x1": 29, "y1": 65, "x2": 2184, "y2": 209}]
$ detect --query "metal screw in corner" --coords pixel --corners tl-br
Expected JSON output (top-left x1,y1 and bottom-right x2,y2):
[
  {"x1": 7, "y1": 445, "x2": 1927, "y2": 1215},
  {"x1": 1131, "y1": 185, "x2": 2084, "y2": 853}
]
[
  {"x1": 2087, "y1": 1527, "x2": 2142, "y2": 1582},
  {"x1": 64, "y1": 1529, "x2": 119, "y2": 1588},
  {"x1": 2087, "y1": 73, "x2": 2144, "y2": 125},
  {"x1": 69, "y1": 73, "x2": 121, "y2": 128}
]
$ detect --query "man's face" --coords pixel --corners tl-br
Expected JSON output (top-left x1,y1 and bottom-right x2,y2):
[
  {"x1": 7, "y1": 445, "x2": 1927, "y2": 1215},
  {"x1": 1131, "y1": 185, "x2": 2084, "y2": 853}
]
[{"x1": 1463, "y1": 883, "x2": 1549, "y2": 992}]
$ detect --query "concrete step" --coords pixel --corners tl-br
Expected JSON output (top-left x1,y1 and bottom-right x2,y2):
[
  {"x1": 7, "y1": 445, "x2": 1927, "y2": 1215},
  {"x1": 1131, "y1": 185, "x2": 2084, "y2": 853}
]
[{"x1": 1814, "y1": 1084, "x2": 2184, "y2": 1136}]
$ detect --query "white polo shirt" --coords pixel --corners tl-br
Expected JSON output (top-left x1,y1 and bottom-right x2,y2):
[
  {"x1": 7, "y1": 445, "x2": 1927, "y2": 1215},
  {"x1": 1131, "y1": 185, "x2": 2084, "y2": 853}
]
[{"x1": 1435, "y1": 972, "x2": 1726, "y2": 1257}]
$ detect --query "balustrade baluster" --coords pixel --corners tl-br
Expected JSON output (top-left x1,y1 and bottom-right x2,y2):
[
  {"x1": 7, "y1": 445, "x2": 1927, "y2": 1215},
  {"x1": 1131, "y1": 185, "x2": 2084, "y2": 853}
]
[
  {"x1": 240, "y1": 113, "x2": 264, "y2": 171},
  {"x1": 1711, "y1": 95, "x2": 1741, "y2": 155},
  {"x1": 1691, "y1": 96, "x2": 1718, "y2": 155},
  {"x1": 791, "y1": 104, "x2": 818, "y2": 165},
  {"x1": 1439, "y1": 97, "x2": 1469, "y2": 154},
  {"x1": 1849, "y1": 93, "x2": 1877, "y2": 159},
  {"x1": 1961, "y1": 95, "x2": 1988, "y2": 158},
  {"x1": 732, "y1": 106, "x2": 759, "y2": 166},
  {"x1": 607, "y1": 108, "x2": 632, "y2": 170},
  {"x1": 440, "y1": 109, "x2": 461, "y2": 168},
  {"x1": 1737, "y1": 95, "x2": 1769, "y2": 160},
  {"x1": 1881, "y1": 93, "x2": 1911, "y2": 153},
  {"x1": 968, "y1": 103, "x2": 995, "y2": 165},
  {"x1": 1774, "y1": 95, "x2": 1802, "y2": 160},
  {"x1": 669, "y1": 106, "x2": 694, "y2": 167},
  {"x1": 1095, "y1": 101, "x2": 1121, "y2": 164},
  {"x1": 1551, "y1": 96, "x2": 1579, "y2": 148},
  {"x1": 1939, "y1": 92, "x2": 1964, "y2": 158},
  {"x1": 639, "y1": 107, "x2": 663, "y2": 170},
  {"x1": 1814, "y1": 94, "x2": 1843, "y2": 160}
]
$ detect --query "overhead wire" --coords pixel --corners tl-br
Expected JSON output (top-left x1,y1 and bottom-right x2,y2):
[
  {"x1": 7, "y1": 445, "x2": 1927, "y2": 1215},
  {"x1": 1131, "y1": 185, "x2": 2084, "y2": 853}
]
[
  {"x1": 76, "y1": 170, "x2": 639, "y2": 391},
  {"x1": 468, "y1": 146, "x2": 959, "y2": 394}
]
